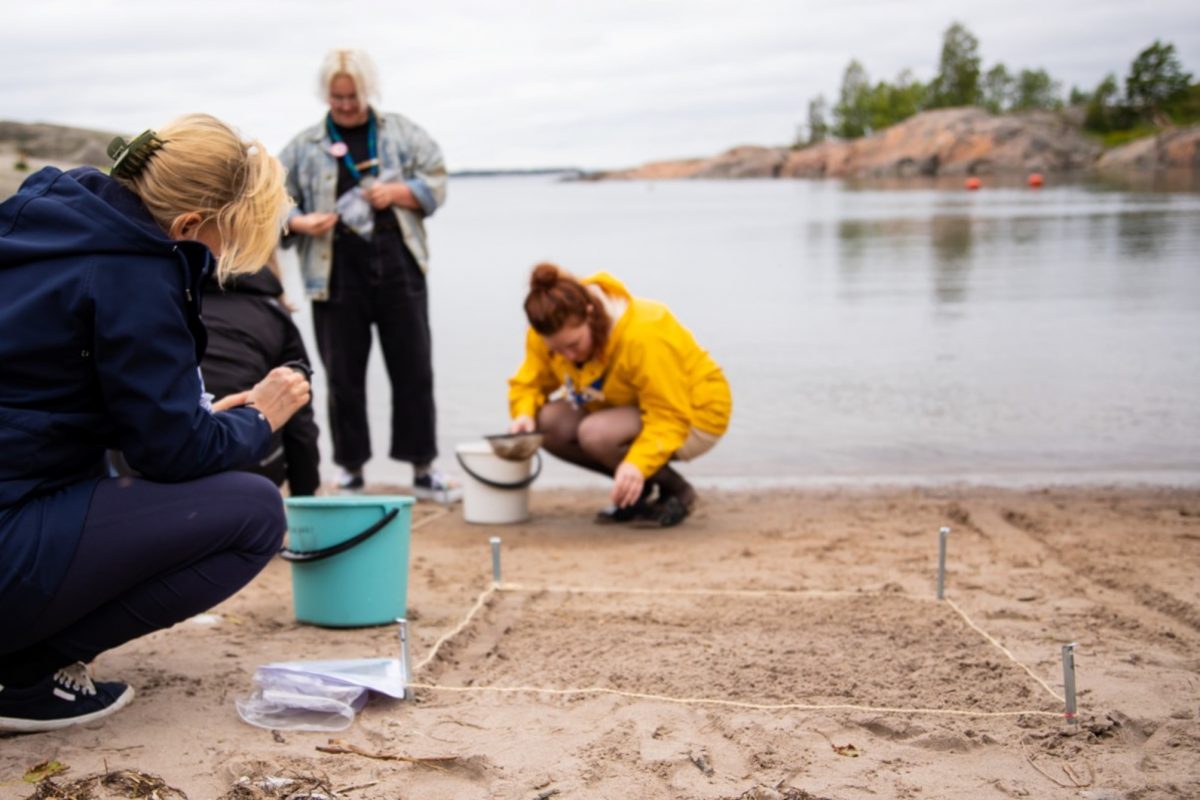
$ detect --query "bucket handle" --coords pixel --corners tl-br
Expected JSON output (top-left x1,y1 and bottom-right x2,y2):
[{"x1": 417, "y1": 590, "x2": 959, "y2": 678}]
[
  {"x1": 455, "y1": 451, "x2": 542, "y2": 490},
  {"x1": 279, "y1": 507, "x2": 400, "y2": 563}
]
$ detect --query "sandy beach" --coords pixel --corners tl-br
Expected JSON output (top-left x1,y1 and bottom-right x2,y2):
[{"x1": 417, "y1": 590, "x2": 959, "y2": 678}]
[{"x1": 2, "y1": 484, "x2": 1199, "y2": 799}]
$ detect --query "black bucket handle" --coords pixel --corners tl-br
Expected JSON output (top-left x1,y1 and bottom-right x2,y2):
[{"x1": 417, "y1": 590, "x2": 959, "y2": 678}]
[
  {"x1": 279, "y1": 507, "x2": 400, "y2": 563},
  {"x1": 455, "y1": 451, "x2": 542, "y2": 490}
]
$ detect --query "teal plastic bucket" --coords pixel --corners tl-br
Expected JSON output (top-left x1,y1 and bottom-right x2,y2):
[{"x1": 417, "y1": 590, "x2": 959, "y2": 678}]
[{"x1": 281, "y1": 496, "x2": 414, "y2": 627}]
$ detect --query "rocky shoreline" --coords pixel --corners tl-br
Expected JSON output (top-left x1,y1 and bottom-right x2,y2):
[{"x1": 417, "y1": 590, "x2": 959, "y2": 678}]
[
  {"x1": 593, "y1": 108, "x2": 1200, "y2": 181},
  {"x1": 3, "y1": 111, "x2": 1199, "y2": 197}
]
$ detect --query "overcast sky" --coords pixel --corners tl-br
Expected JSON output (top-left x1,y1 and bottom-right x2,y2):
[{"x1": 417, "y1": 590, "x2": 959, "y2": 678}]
[{"x1": 3, "y1": 1, "x2": 1198, "y2": 170}]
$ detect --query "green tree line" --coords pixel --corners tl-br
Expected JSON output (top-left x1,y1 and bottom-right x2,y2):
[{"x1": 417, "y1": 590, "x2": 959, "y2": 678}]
[{"x1": 798, "y1": 23, "x2": 1197, "y2": 147}]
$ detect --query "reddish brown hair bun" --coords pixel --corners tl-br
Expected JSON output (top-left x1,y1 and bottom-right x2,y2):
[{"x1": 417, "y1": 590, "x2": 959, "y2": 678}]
[
  {"x1": 523, "y1": 262, "x2": 611, "y2": 358},
  {"x1": 530, "y1": 263, "x2": 560, "y2": 293}
]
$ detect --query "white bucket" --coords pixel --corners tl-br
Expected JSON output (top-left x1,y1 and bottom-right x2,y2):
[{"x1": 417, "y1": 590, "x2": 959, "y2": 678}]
[{"x1": 455, "y1": 441, "x2": 541, "y2": 525}]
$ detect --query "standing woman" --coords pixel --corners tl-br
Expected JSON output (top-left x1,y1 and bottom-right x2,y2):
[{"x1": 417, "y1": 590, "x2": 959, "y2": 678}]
[
  {"x1": 279, "y1": 48, "x2": 454, "y2": 498},
  {"x1": 509, "y1": 264, "x2": 732, "y2": 527},
  {"x1": 0, "y1": 114, "x2": 308, "y2": 731}
]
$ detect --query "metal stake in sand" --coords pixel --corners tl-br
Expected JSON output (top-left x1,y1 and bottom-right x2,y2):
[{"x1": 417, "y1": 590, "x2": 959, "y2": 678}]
[
  {"x1": 1062, "y1": 642, "x2": 1078, "y2": 724},
  {"x1": 490, "y1": 536, "x2": 502, "y2": 585},
  {"x1": 397, "y1": 617, "x2": 413, "y2": 694},
  {"x1": 937, "y1": 526, "x2": 951, "y2": 600}
]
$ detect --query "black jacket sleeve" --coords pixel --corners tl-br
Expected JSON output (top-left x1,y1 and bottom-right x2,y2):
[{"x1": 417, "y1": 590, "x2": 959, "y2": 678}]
[
  {"x1": 276, "y1": 303, "x2": 320, "y2": 496},
  {"x1": 282, "y1": 405, "x2": 321, "y2": 496}
]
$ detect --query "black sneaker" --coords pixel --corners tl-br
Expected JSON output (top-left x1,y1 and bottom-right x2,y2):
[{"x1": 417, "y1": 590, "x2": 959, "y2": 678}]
[
  {"x1": 413, "y1": 469, "x2": 462, "y2": 503},
  {"x1": 337, "y1": 468, "x2": 365, "y2": 493},
  {"x1": 594, "y1": 483, "x2": 656, "y2": 525},
  {"x1": 630, "y1": 495, "x2": 693, "y2": 528},
  {"x1": 594, "y1": 501, "x2": 653, "y2": 524},
  {"x1": 0, "y1": 662, "x2": 134, "y2": 733}
]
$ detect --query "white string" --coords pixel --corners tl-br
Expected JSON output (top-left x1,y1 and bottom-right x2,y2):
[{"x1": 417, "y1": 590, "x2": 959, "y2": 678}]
[
  {"x1": 945, "y1": 597, "x2": 1065, "y2": 703},
  {"x1": 403, "y1": 681, "x2": 1064, "y2": 718},
  {"x1": 413, "y1": 584, "x2": 496, "y2": 673},
  {"x1": 410, "y1": 506, "x2": 450, "y2": 531},
  {"x1": 407, "y1": 582, "x2": 1068, "y2": 719},
  {"x1": 496, "y1": 582, "x2": 888, "y2": 601}
]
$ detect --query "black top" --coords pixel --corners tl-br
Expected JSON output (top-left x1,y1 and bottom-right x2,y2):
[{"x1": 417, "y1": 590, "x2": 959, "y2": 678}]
[
  {"x1": 201, "y1": 269, "x2": 321, "y2": 496},
  {"x1": 332, "y1": 118, "x2": 399, "y2": 234}
]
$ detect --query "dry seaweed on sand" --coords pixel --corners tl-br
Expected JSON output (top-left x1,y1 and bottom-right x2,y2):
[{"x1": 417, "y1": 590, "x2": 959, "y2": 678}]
[
  {"x1": 23, "y1": 768, "x2": 187, "y2": 800},
  {"x1": 729, "y1": 785, "x2": 834, "y2": 800},
  {"x1": 23, "y1": 760, "x2": 69, "y2": 783},
  {"x1": 219, "y1": 772, "x2": 341, "y2": 800},
  {"x1": 1022, "y1": 745, "x2": 1096, "y2": 789},
  {"x1": 814, "y1": 729, "x2": 861, "y2": 757}
]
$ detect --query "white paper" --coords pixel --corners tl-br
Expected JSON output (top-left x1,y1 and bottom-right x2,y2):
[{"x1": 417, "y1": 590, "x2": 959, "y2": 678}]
[{"x1": 259, "y1": 657, "x2": 407, "y2": 698}]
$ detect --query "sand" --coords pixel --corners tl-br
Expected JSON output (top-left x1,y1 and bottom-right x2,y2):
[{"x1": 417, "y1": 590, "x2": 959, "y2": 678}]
[{"x1": 2, "y1": 485, "x2": 1199, "y2": 799}]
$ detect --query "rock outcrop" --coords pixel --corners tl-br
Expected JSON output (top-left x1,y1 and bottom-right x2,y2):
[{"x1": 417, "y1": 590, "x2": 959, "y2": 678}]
[
  {"x1": 0, "y1": 121, "x2": 116, "y2": 167},
  {"x1": 1095, "y1": 124, "x2": 1200, "y2": 171},
  {"x1": 795, "y1": 108, "x2": 1100, "y2": 178},
  {"x1": 1, "y1": 120, "x2": 120, "y2": 199},
  {"x1": 598, "y1": 108, "x2": 1108, "y2": 180},
  {"x1": 600, "y1": 146, "x2": 791, "y2": 180}
]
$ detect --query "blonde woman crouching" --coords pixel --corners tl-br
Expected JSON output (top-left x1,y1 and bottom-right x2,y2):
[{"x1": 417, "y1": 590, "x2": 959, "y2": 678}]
[{"x1": 0, "y1": 114, "x2": 309, "y2": 732}]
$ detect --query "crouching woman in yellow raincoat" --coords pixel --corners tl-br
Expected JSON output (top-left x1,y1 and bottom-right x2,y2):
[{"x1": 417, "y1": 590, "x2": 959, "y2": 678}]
[{"x1": 509, "y1": 263, "x2": 732, "y2": 527}]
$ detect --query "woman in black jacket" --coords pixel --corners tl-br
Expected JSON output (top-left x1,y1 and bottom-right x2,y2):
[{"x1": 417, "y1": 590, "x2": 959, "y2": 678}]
[{"x1": 201, "y1": 259, "x2": 321, "y2": 496}]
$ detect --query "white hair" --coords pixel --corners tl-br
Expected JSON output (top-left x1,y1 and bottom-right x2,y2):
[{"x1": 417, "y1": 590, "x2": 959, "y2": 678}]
[{"x1": 316, "y1": 48, "x2": 380, "y2": 102}]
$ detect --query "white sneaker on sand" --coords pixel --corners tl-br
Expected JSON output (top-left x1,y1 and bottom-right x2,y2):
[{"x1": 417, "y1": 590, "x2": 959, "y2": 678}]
[{"x1": 412, "y1": 469, "x2": 462, "y2": 504}]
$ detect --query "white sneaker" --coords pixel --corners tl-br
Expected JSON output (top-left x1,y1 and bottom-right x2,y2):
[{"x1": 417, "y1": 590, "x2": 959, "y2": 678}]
[{"x1": 412, "y1": 469, "x2": 462, "y2": 504}]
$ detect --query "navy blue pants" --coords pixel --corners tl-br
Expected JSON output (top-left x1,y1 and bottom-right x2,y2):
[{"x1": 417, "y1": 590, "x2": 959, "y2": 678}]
[{"x1": 0, "y1": 472, "x2": 284, "y2": 686}]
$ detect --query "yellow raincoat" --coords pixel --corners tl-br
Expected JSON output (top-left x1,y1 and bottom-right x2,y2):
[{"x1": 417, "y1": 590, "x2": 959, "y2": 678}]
[{"x1": 508, "y1": 273, "x2": 731, "y2": 477}]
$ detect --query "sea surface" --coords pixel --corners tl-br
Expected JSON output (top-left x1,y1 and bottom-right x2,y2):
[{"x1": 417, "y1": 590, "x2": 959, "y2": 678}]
[{"x1": 277, "y1": 174, "x2": 1200, "y2": 489}]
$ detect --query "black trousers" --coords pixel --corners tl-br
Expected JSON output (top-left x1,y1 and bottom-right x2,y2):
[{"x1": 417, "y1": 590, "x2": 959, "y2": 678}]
[{"x1": 312, "y1": 224, "x2": 437, "y2": 471}]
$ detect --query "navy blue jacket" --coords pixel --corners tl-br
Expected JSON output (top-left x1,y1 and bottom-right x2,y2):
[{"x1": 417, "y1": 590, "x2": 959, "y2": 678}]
[{"x1": 0, "y1": 167, "x2": 272, "y2": 633}]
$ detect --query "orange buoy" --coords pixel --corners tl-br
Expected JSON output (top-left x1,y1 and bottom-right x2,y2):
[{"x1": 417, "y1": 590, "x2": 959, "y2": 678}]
[
  {"x1": 964, "y1": 177, "x2": 981, "y2": 190},
  {"x1": 1027, "y1": 172, "x2": 1044, "y2": 188}
]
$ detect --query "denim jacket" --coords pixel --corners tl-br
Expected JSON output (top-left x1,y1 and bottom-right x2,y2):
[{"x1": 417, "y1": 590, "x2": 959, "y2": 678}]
[{"x1": 278, "y1": 110, "x2": 447, "y2": 300}]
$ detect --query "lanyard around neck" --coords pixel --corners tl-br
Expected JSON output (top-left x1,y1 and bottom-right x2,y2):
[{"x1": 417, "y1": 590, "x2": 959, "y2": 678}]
[{"x1": 326, "y1": 110, "x2": 379, "y2": 183}]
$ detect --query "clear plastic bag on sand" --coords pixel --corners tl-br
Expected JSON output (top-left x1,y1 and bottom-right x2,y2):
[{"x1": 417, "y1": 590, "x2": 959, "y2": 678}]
[{"x1": 236, "y1": 658, "x2": 406, "y2": 732}]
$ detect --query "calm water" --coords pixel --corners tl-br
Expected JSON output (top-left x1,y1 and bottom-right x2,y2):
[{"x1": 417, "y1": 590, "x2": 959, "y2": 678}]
[{"x1": 277, "y1": 176, "x2": 1200, "y2": 488}]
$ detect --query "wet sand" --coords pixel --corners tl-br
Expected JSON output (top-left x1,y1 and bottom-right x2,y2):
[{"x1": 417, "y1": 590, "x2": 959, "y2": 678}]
[{"x1": 2, "y1": 485, "x2": 1199, "y2": 799}]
